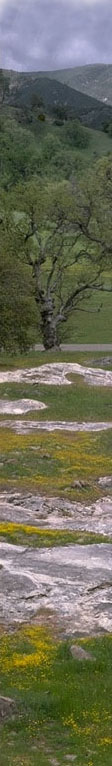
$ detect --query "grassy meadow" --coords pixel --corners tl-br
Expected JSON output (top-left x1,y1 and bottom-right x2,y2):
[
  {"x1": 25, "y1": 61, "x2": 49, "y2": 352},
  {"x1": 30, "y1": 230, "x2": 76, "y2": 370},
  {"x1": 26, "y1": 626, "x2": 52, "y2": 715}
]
[
  {"x1": 0, "y1": 375, "x2": 112, "y2": 421},
  {"x1": 0, "y1": 428, "x2": 112, "y2": 499},
  {"x1": 0, "y1": 627, "x2": 112, "y2": 766}
]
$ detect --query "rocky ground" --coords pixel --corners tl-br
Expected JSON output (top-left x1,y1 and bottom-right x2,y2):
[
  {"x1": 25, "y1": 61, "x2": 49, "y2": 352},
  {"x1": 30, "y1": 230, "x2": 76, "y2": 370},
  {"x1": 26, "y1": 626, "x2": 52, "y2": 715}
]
[
  {"x1": 0, "y1": 356, "x2": 112, "y2": 765},
  {"x1": 0, "y1": 359, "x2": 111, "y2": 636},
  {"x1": 0, "y1": 540, "x2": 111, "y2": 633},
  {"x1": 0, "y1": 490, "x2": 111, "y2": 534}
]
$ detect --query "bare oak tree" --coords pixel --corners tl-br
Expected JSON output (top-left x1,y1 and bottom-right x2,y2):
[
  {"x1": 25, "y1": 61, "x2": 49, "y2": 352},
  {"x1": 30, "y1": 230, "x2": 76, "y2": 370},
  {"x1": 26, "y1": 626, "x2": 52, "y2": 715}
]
[{"x1": 11, "y1": 165, "x2": 112, "y2": 348}]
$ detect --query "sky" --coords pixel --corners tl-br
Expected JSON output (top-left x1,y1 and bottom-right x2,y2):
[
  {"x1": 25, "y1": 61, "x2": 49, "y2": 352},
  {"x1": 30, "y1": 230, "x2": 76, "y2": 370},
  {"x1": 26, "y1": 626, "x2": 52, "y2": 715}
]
[{"x1": 0, "y1": 0, "x2": 112, "y2": 72}]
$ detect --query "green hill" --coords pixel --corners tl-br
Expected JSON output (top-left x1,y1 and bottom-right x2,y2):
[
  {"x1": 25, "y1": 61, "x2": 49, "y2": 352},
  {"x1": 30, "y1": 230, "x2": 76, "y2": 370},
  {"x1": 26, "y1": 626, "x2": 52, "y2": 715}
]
[
  {"x1": 43, "y1": 64, "x2": 112, "y2": 106},
  {"x1": 4, "y1": 70, "x2": 112, "y2": 131}
]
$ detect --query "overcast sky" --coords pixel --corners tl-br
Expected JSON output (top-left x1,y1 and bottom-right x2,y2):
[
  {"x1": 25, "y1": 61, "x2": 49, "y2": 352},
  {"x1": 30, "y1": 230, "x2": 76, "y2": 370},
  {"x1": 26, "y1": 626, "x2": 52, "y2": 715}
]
[{"x1": 0, "y1": 0, "x2": 112, "y2": 72}]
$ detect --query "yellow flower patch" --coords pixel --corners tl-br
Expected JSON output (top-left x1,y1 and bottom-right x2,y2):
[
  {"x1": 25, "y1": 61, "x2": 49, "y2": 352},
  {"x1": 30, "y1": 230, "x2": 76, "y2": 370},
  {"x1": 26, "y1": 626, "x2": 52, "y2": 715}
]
[
  {"x1": 99, "y1": 737, "x2": 112, "y2": 745},
  {"x1": 63, "y1": 714, "x2": 80, "y2": 733},
  {"x1": 0, "y1": 429, "x2": 112, "y2": 496},
  {"x1": 0, "y1": 626, "x2": 57, "y2": 676}
]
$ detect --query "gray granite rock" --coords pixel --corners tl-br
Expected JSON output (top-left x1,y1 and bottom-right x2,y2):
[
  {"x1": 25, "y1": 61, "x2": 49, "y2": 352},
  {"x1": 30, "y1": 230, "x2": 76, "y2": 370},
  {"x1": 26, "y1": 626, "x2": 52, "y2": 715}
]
[
  {"x1": 0, "y1": 542, "x2": 111, "y2": 635},
  {"x1": 70, "y1": 645, "x2": 95, "y2": 661}
]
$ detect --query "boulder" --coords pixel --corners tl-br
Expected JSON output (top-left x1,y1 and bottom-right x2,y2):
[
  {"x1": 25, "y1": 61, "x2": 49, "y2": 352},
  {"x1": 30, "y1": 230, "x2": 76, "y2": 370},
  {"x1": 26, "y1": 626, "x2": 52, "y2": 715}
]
[{"x1": 70, "y1": 645, "x2": 95, "y2": 661}]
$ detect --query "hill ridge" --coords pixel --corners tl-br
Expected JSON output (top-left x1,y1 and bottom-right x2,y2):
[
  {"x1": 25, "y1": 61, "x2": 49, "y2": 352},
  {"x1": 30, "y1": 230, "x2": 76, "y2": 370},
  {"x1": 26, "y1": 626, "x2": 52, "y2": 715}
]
[{"x1": 3, "y1": 70, "x2": 112, "y2": 131}]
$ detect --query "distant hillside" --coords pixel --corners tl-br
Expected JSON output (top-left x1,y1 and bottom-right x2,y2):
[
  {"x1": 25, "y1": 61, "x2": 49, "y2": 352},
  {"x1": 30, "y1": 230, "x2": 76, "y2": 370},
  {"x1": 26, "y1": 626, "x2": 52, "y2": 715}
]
[
  {"x1": 5, "y1": 71, "x2": 112, "y2": 131},
  {"x1": 45, "y1": 65, "x2": 112, "y2": 106}
]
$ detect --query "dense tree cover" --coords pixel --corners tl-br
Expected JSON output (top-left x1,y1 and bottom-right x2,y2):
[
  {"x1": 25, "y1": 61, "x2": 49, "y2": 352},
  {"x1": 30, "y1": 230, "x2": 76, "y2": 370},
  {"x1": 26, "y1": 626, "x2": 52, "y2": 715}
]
[
  {"x1": 0, "y1": 69, "x2": 9, "y2": 104},
  {"x1": 0, "y1": 111, "x2": 90, "y2": 189},
  {"x1": 0, "y1": 117, "x2": 44, "y2": 189}
]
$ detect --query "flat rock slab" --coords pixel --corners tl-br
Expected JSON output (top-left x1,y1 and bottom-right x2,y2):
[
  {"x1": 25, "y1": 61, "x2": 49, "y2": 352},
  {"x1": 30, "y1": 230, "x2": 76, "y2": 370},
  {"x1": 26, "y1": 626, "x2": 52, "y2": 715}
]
[
  {"x1": 49, "y1": 760, "x2": 59, "y2": 766},
  {"x1": 98, "y1": 476, "x2": 112, "y2": 488},
  {"x1": 1, "y1": 420, "x2": 112, "y2": 434},
  {"x1": 0, "y1": 492, "x2": 112, "y2": 536},
  {"x1": 65, "y1": 756, "x2": 77, "y2": 761},
  {"x1": 0, "y1": 399, "x2": 46, "y2": 414},
  {"x1": 0, "y1": 361, "x2": 112, "y2": 387},
  {"x1": 0, "y1": 542, "x2": 111, "y2": 635}
]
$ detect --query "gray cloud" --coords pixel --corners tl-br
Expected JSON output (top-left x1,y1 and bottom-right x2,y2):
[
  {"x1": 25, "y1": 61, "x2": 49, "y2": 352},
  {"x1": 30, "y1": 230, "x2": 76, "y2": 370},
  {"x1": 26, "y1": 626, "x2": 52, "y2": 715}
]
[{"x1": 1, "y1": 0, "x2": 112, "y2": 72}]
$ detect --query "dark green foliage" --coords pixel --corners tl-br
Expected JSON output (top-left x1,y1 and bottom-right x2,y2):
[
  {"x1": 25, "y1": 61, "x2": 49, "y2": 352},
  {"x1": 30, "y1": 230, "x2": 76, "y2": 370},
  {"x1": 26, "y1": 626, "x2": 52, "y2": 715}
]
[
  {"x1": 0, "y1": 110, "x2": 90, "y2": 188},
  {"x1": 0, "y1": 209, "x2": 37, "y2": 351},
  {"x1": 30, "y1": 92, "x2": 44, "y2": 109},
  {"x1": 38, "y1": 112, "x2": 46, "y2": 121},
  {"x1": 0, "y1": 253, "x2": 36, "y2": 351},
  {"x1": 0, "y1": 117, "x2": 43, "y2": 188},
  {"x1": 52, "y1": 103, "x2": 68, "y2": 124},
  {"x1": 63, "y1": 119, "x2": 90, "y2": 148},
  {"x1": 0, "y1": 69, "x2": 9, "y2": 104},
  {"x1": 103, "y1": 121, "x2": 112, "y2": 137}
]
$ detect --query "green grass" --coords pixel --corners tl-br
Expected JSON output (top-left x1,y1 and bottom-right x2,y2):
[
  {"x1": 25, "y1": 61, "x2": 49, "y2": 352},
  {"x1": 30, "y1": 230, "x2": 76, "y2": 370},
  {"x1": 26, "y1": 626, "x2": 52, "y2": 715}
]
[
  {"x1": 0, "y1": 352, "x2": 112, "y2": 499},
  {"x1": 0, "y1": 350, "x2": 112, "y2": 425},
  {"x1": 0, "y1": 349, "x2": 112, "y2": 370},
  {"x1": 0, "y1": 375, "x2": 112, "y2": 422},
  {"x1": 0, "y1": 522, "x2": 110, "y2": 547},
  {"x1": 0, "y1": 628, "x2": 112, "y2": 765},
  {"x1": 0, "y1": 428, "x2": 112, "y2": 499},
  {"x1": 60, "y1": 289, "x2": 112, "y2": 344}
]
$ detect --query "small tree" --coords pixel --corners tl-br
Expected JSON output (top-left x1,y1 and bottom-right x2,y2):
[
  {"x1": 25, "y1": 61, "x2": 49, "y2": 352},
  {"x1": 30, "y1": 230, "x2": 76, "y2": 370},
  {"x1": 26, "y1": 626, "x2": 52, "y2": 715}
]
[
  {"x1": 31, "y1": 93, "x2": 44, "y2": 110},
  {"x1": 30, "y1": 93, "x2": 46, "y2": 120},
  {"x1": 52, "y1": 104, "x2": 68, "y2": 125}
]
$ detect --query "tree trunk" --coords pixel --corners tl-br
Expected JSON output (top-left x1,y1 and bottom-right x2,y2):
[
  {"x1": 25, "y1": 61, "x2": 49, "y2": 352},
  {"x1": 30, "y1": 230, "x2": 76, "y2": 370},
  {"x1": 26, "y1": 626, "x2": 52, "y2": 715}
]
[
  {"x1": 42, "y1": 318, "x2": 60, "y2": 350},
  {"x1": 40, "y1": 301, "x2": 60, "y2": 350}
]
